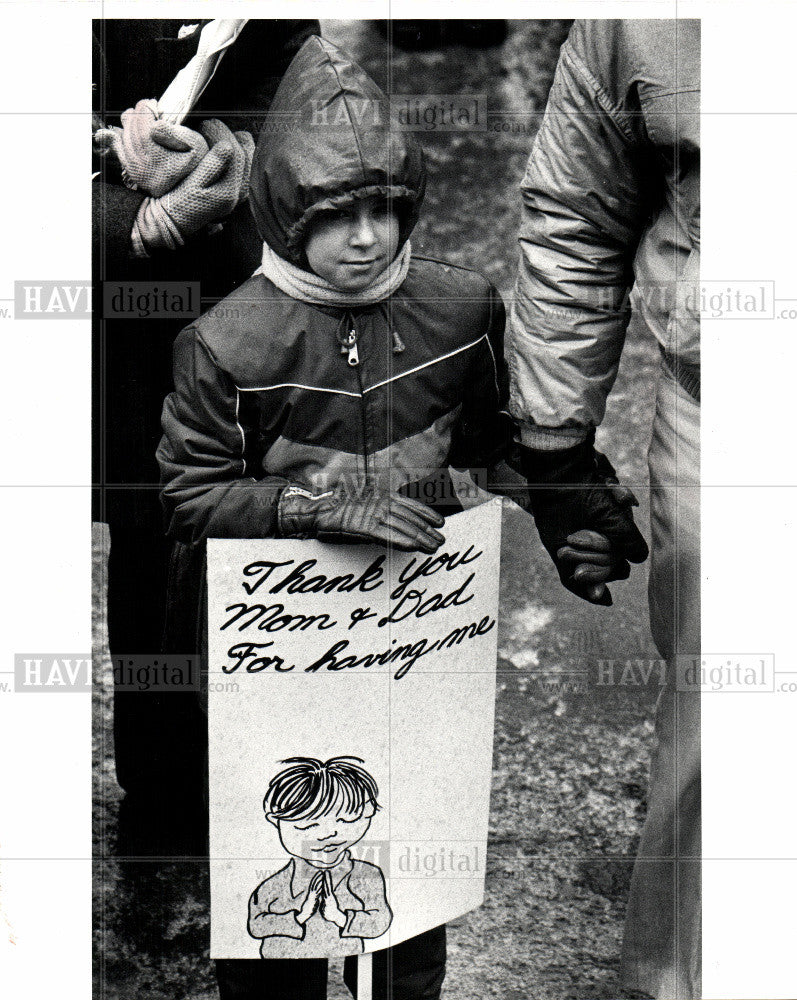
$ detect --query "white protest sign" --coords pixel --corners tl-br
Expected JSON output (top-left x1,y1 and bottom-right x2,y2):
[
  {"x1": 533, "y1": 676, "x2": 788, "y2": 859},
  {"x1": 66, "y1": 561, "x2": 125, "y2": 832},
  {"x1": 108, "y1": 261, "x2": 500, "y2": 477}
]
[{"x1": 207, "y1": 501, "x2": 501, "y2": 959}]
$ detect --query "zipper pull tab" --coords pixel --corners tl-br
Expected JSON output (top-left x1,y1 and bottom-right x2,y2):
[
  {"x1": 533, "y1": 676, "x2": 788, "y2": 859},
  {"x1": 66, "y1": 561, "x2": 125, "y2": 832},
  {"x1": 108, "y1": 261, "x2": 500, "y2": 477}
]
[{"x1": 342, "y1": 328, "x2": 359, "y2": 366}]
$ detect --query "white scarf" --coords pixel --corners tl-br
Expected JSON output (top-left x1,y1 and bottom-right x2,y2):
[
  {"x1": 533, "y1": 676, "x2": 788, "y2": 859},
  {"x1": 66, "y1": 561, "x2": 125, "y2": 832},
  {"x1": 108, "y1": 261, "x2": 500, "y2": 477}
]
[{"x1": 255, "y1": 241, "x2": 412, "y2": 307}]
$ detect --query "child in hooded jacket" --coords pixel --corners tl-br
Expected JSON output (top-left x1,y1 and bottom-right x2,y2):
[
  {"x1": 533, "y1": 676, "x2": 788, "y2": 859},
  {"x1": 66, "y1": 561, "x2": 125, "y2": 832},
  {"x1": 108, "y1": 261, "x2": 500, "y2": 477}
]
[{"x1": 158, "y1": 34, "x2": 511, "y2": 1000}]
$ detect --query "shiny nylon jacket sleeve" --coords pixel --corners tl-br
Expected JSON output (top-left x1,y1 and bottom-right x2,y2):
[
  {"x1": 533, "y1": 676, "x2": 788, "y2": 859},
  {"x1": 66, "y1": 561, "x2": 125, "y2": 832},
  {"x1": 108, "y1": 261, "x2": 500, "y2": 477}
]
[
  {"x1": 158, "y1": 327, "x2": 288, "y2": 545},
  {"x1": 449, "y1": 282, "x2": 511, "y2": 478},
  {"x1": 508, "y1": 20, "x2": 651, "y2": 448}
]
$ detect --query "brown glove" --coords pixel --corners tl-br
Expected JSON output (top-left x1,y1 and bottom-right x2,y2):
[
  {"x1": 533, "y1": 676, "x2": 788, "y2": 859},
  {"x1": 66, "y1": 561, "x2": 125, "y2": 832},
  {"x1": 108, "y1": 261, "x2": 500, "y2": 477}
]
[{"x1": 277, "y1": 482, "x2": 445, "y2": 553}]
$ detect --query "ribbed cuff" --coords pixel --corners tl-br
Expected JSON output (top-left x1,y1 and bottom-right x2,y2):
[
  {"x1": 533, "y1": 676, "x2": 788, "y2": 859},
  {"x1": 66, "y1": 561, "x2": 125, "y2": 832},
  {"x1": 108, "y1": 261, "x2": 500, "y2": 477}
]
[
  {"x1": 135, "y1": 197, "x2": 184, "y2": 254},
  {"x1": 130, "y1": 219, "x2": 149, "y2": 259},
  {"x1": 516, "y1": 422, "x2": 591, "y2": 451}
]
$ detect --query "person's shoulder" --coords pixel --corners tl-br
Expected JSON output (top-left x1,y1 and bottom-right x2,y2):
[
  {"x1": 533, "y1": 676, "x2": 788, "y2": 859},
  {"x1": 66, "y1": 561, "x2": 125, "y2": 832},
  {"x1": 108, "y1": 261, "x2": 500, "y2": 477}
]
[
  {"x1": 400, "y1": 256, "x2": 498, "y2": 333},
  {"x1": 192, "y1": 273, "x2": 292, "y2": 340},
  {"x1": 395, "y1": 257, "x2": 502, "y2": 350},
  {"x1": 568, "y1": 20, "x2": 699, "y2": 102},
  {"x1": 405, "y1": 255, "x2": 494, "y2": 300},
  {"x1": 188, "y1": 274, "x2": 313, "y2": 381},
  {"x1": 616, "y1": 18, "x2": 699, "y2": 58},
  {"x1": 565, "y1": 21, "x2": 633, "y2": 101}
]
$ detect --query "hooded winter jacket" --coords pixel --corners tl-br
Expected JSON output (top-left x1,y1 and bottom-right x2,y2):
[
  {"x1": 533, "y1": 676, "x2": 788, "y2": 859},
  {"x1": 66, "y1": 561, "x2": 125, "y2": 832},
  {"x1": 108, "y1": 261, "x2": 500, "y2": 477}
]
[
  {"x1": 508, "y1": 19, "x2": 700, "y2": 448},
  {"x1": 157, "y1": 36, "x2": 509, "y2": 549}
]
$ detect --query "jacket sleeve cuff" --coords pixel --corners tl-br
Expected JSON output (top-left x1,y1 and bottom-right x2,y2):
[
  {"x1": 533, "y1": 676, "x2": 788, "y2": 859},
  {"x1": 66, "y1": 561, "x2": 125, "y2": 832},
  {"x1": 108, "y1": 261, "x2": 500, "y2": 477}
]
[
  {"x1": 130, "y1": 218, "x2": 149, "y2": 259},
  {"x1": 516, "y1": 422, "x2": 591, "y2": 451}
]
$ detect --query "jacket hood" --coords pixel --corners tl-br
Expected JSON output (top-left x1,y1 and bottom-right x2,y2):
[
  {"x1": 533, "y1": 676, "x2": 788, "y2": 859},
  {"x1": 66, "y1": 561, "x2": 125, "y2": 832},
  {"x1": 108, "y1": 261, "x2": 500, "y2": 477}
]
[{"x1": 249, "y1": 36, "x2": 426, "y2": 265}]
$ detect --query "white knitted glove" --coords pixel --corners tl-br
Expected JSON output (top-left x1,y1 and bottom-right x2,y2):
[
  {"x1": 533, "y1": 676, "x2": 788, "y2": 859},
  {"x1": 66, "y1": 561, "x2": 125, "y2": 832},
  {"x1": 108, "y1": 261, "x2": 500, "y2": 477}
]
[
  {"x1": 132, "y1": 119, "x2": 254, "y2": 255},
  {"x1": 114, "y1": 100, "x2": 210, "y2": 197}
]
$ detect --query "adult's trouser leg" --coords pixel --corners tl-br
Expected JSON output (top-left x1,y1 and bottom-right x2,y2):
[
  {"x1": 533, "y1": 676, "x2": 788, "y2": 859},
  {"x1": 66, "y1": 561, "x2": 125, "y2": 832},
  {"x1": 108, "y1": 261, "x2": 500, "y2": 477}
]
[
  {"x1": 108, "y1": 499, "x2": 206, "y2": 801},
  {"x1": 621, "y1": 363, "x2": 701, "y2": 999},
  {"x1": 108, "y1": 496, "x2": 207, "y2": 857}
]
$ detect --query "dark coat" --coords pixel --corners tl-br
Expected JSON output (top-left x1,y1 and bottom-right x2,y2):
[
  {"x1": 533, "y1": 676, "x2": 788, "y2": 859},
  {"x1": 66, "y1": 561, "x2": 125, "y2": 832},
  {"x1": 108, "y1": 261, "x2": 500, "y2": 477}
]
[
  {"x1": 92, "y1": 19, "x2": 320, "y2": 528},
  {"x1": 93, "y1": 20, "x2": 319, "y2": 795},
  {"x1": 156, "y1": 36, "x2": 511, "y2": 652},
  {"x1": 158, "y1": 260, "x2": 507, "y2": 546}
]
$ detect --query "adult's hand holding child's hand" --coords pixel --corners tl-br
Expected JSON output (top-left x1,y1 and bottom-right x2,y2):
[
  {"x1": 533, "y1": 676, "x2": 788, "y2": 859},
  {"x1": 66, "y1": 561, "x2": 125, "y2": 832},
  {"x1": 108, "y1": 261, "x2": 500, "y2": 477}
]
[
  {"x1": 515, "y1": 434, "x2": 649, "y2": 606},
  {"x1": 555, "y1": 529, "x2": 626, "y2": 605}
]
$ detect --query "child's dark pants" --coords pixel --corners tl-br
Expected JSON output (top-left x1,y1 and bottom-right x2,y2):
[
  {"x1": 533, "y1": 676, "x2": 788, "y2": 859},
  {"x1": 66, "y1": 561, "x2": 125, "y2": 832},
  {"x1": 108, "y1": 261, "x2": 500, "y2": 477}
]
[{"x1": 215, "y1": 924, "x2": 446, "y2": 999}]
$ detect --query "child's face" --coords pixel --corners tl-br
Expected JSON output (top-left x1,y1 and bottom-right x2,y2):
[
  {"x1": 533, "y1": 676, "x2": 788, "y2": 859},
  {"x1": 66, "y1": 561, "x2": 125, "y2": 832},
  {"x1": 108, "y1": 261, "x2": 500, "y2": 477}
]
[
  {"x1": 269, "y1": 799, "x2": 375, "y2": 868},
  {"x1": 304, "y1": 196, "x2": 400, "y2": 292}
]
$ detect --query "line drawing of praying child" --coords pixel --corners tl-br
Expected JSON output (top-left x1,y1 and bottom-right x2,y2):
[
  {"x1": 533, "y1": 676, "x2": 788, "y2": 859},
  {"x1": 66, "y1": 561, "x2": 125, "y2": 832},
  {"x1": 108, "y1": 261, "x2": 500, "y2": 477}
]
[{"x1": 247, "y1": 756, "x2": 393, "y2": 958}]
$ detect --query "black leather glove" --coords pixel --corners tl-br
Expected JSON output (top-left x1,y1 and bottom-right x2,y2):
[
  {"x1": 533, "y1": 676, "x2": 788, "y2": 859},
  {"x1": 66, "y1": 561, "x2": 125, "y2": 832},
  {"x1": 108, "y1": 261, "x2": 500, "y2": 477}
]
[
  {"x1": 515, "y1": 432, "x2": 649, "y2": 606},
  {"x1": 276, "y1": 482, "x2": 445, "y2": 553}
]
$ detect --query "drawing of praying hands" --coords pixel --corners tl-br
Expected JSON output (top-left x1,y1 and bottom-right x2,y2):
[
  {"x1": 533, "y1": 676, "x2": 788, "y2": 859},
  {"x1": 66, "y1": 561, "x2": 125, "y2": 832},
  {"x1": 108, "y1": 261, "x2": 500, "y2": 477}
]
[
  {"x1": 296, "y1": 871, "x2": 323, "y2": 926},
  {"x1": 319, "y1": 869, "x2": 348, "y2": 929}
]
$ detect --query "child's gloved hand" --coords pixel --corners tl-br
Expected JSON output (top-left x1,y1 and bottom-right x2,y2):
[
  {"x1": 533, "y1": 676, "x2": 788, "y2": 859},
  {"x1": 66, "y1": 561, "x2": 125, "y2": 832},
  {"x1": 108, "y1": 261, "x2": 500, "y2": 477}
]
[
  {"x1": 277, "y1": 482, "x2": 445, "y2": 553},
  {"x1": 115, "y1": 99, "x2": 210, "y2": 197},
  {"x1": 554, "y1": 529, "x2": 626, "y2": 606},
  {"x1": 131, "y1": 119, "x2": 255, "y2": 255}
]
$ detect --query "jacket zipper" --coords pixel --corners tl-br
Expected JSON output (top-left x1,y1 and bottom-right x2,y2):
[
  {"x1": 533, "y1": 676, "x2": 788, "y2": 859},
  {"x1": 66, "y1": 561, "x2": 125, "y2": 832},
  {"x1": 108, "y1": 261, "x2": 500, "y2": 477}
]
[{"x1": 339, "y1": 323, "x2": 369, "y2": 480}]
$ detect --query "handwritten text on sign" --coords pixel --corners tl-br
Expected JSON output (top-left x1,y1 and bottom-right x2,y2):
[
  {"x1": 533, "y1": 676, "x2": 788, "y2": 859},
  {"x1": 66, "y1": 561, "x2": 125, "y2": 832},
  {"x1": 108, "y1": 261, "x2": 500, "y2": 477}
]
[{"x1": 213, "y1": 518, "x2": 497, "y2": 680}]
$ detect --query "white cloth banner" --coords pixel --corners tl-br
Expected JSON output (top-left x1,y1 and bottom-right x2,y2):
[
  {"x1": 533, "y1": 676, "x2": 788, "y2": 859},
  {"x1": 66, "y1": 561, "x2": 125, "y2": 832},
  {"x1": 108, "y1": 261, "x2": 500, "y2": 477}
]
[
  {"x1": 207, "y1": 502, "x2": 501, "y2": 959},
  {"x1": 157, "y1": 19, "x2": 248, "y2": 124}
]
